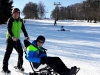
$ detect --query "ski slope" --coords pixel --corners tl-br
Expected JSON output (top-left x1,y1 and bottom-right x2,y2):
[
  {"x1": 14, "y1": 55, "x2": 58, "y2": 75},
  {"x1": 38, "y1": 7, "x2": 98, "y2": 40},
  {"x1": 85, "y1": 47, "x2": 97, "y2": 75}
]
[{"x1": 0, "y1": 19, "x2": 100, "y2": 75}]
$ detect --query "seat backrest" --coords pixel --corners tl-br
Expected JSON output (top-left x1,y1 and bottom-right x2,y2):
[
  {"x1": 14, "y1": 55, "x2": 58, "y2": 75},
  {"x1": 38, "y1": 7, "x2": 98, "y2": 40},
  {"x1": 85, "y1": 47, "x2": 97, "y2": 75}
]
[{"x1": 24, "y1": 40, "x2": 41, "y2": 69}]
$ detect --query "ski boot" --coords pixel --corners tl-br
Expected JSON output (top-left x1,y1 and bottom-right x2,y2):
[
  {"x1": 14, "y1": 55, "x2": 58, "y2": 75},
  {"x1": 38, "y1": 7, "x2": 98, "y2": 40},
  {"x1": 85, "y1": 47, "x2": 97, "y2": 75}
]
[
  {"x1": 70, "y1": 66, "x2": 80, "y2": 75},
  {"x1": 1, "y1": 69, "x2": 11, "y2": 74}
]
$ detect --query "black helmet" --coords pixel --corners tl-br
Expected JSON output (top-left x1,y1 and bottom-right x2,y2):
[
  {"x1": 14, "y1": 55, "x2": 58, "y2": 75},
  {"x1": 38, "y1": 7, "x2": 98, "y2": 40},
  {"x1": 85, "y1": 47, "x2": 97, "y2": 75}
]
[
  {"x1": 12, "y1": 8, "x2": 20, "y2": 14},
  {"x1": 36, "y1": 35, "x2": 45, "y2": 43}
]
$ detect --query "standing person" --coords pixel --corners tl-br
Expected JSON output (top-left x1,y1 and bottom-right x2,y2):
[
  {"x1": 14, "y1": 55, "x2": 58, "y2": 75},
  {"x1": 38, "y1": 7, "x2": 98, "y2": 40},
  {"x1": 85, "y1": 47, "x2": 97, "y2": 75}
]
[
  {"x1": 54, "y1": 20, "x2": 57, "y2": 25},
  {"x1": 24, "y1": 35, "x2": 78, "y2": 75},
  {"x1": 2, "y1": 8, "x2": 30, "y2": 74}
]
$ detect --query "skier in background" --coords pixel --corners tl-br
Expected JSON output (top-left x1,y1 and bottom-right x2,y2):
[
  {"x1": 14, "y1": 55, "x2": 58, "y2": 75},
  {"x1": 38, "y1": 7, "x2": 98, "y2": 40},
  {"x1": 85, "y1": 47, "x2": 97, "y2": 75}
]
[
  {"x1": 61, "y1": 26, "x2": 65, "y2": 31},
  {"x1": 54, "y1": 20, "x2": 57, "y2": 25}
]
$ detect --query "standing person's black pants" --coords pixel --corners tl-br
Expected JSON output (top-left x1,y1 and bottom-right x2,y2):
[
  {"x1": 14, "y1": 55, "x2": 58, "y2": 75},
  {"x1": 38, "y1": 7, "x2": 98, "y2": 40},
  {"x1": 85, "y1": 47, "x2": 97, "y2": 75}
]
[
  {"x1": 2, "y1": 37, "x2": 23, "y2": 71},
  {"x1": 45, "y1": 57, "x2": 70, "y2": 74}
]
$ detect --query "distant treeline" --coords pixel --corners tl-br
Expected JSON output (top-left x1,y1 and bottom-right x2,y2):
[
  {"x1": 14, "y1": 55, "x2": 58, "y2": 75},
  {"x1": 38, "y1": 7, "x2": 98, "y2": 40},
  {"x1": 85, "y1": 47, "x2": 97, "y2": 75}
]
[
  {"x1": 51, "y1": 0, "x2": 100, "y2": 23},
  {"x1": 0, "y1": 0, "x2": 100, "y2": 24}
]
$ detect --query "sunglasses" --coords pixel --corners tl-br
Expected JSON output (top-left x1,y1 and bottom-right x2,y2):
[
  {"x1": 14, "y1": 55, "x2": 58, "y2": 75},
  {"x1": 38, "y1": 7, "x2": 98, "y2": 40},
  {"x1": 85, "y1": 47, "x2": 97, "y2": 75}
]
[
  {"x1": 38, "y1": 40, "x2": 44, "y2": 44},
  {"x1": 14, "y1": 11, "x2": 20, "y2": 13}
]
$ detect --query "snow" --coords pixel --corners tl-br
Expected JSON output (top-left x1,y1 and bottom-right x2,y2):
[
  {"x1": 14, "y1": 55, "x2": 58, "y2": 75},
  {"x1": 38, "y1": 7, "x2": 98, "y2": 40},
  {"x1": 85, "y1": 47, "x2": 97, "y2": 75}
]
[{"x1": 0, "y1": 19, "x2": 100, "y2": 75}]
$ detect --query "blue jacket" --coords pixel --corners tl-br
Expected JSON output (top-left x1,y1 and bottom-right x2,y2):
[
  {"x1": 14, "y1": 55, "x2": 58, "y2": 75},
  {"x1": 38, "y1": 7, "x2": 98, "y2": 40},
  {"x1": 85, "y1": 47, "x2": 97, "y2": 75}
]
[{"x1": 26, "y1": 40, "x2": 47, "y2": 63}]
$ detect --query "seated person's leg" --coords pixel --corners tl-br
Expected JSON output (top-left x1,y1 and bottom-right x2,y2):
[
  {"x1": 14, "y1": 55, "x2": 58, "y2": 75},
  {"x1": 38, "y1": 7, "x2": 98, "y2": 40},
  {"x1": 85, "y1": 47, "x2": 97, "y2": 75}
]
[{"x1": 45, "y1": 57, "x2": 70, "y2": 74}]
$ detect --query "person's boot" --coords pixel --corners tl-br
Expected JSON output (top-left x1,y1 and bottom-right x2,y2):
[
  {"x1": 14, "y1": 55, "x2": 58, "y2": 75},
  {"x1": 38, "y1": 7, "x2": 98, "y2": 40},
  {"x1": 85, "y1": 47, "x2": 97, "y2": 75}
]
[
  {"x1": 1, "y1": 69, "x2": 11, "y2": 74},
  {"x1": 70, "y1": 66, "x2": 77, "y2": 75},
  {"x1": 14, "y1": 66, "x2": 24, "y2": 72}
]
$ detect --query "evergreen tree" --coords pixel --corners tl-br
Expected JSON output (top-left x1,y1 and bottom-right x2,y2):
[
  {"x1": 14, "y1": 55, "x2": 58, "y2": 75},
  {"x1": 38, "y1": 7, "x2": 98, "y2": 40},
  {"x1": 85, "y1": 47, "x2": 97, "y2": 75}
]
[{"x1": 0, "y1": 0, "x2": 13, "y2": 24}]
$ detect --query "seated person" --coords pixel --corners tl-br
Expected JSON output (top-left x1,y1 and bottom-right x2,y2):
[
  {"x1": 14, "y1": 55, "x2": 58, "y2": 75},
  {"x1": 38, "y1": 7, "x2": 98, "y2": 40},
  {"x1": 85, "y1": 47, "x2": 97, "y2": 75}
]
[
  {"x1": 24, "y1": 35, "x2": 77, "y2": 75},
  {"x1": 61, "y1": 26, "x2": 65, "y2": 31}
]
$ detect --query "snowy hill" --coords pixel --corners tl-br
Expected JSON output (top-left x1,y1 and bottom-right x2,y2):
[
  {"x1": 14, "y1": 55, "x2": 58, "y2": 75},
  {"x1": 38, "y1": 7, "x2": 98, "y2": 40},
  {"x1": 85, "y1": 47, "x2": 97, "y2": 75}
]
[{"x1": 0, "y1": 19, "x2": 100, "y2": 75}]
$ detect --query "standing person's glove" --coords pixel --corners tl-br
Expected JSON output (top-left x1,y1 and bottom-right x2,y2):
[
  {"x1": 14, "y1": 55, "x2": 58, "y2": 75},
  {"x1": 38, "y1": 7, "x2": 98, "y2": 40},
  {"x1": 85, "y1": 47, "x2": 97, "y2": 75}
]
[
  {"x1": 12, "y1": 36, "x2": 17, "y2": 41},
  {"x1": 25, "y1": 37, "x2": 30, "y2": 40},
  {"x1": 40, "y1": 57, "x2": 47, "y2": 65}
]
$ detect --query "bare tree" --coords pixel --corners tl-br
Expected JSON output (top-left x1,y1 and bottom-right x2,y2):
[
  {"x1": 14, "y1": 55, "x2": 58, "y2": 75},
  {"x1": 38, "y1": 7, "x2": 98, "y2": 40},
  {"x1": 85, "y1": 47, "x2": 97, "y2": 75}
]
[
  {"x1": 85, "y1": 0, "x2": 100, "y2": 23},
  {"x1": 22, "y1": 2, "x2": 38, "y2": 19},
  {"x1": 50, "y1": 6, "x2": 59, "y2": 20},
  {"x1": 59, "y1": 7, "x2": 67, "y2": 20},
  {"x1": 38, "y1": 1, "x2": 45, "y2": 19},
  {"x1": 50, "y1": 8, "x2": 56, "y2": 19}
]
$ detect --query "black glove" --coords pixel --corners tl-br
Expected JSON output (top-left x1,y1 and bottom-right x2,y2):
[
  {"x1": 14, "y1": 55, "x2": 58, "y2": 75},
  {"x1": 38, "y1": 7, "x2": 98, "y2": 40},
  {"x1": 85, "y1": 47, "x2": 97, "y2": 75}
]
[
  {"x1": 40, "y1": 57, "x2": 46, "y2": 64},
  {"x1": 24, "y1": 40, "x2": 31, "y2": 47}
]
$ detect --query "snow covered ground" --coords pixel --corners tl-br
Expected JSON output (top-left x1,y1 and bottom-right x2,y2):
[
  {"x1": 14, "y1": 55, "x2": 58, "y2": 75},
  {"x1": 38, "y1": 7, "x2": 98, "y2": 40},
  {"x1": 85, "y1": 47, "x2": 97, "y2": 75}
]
[{"x1": 0, "y1": 19, "x2": 100, "y2": 75}]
